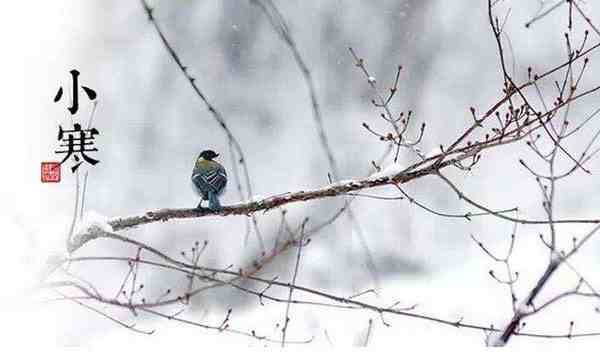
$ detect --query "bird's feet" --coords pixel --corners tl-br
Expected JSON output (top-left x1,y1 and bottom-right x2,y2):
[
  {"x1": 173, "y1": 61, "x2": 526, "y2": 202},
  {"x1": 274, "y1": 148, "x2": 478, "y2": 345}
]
[
  {"x1": 208, "y1": 204, "x2": 222, "y2": 212},
  {"x1": 196, "y1": 200, "x2": 222, "y2": 212}
]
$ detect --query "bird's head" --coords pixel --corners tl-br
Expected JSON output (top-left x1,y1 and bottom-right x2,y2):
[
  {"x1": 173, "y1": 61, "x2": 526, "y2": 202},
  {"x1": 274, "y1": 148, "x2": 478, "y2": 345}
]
[{"x1": 199, "y1": 149, "x2": 219, "y2": 161}]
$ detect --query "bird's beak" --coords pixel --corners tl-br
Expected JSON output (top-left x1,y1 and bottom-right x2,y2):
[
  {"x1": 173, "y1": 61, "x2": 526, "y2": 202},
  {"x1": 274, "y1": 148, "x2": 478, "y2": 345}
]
[{"x1": 215, "y1": 153, "x2": 220, "y2": 158}]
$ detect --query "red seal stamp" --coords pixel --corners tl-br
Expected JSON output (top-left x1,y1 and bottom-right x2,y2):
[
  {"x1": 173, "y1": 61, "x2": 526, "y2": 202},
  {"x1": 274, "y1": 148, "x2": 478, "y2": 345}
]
[{"x1": 41, "y1": 162, "x2": 61, "y2": 183}]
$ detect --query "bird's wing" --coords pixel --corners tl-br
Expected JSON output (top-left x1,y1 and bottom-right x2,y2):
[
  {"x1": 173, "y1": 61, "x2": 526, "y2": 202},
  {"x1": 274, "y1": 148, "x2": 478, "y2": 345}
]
[
  {"x1": 200, "y1": 167, "x2": 227, "y2": 194},
  {"x1": 191, "y1": 174, "x2": 208, "y2": 197}
]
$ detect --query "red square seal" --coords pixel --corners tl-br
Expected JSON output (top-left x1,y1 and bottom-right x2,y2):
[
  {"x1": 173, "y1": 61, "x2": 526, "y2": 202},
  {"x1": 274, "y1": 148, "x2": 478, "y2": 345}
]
[{"x1": 41, "y1": 162, "x2": 61, "y2": 183}]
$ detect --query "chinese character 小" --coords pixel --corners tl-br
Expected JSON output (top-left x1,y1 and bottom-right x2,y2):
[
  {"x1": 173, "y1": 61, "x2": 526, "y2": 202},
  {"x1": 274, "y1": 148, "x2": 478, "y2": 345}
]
[{"x1": 54, "y1": 69, "x2": 97, "y2": 115}]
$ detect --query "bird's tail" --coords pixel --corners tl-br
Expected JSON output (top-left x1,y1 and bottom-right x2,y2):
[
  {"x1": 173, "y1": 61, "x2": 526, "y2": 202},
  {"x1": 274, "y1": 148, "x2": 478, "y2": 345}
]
[{"x1": 208, "y1": 192, "x2": 222, "y2": 211}]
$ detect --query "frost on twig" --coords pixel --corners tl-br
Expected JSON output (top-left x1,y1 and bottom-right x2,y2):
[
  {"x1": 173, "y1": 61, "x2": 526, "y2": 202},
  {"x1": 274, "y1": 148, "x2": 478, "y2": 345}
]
[
  {"x1": 368, "y1": 162, "x2": 405, "y2": 180},
  {"x1": 67, "y1": 211, "x2": 114, "y2": 253},
  {"x1": 486, "y1": 330, "x2": 507, "y2": 347}
]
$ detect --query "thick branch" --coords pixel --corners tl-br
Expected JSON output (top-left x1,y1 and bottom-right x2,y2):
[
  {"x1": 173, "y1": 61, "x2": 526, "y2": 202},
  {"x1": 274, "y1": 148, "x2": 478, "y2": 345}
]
[{"x1": 89, "y1": 162, "x2": 443, "y2": 241}]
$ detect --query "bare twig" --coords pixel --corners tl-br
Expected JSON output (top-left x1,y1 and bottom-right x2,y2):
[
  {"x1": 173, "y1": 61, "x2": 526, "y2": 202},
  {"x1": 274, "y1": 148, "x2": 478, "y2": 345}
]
[{"x1": 281, "y1": 219, "x2": 308, "y2": 347}]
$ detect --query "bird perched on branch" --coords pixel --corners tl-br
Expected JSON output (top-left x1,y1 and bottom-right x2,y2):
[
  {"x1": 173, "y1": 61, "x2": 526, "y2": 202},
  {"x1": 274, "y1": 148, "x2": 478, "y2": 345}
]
[{"x1": 191, "y1": 149, "x2": 227, "y2": 211}]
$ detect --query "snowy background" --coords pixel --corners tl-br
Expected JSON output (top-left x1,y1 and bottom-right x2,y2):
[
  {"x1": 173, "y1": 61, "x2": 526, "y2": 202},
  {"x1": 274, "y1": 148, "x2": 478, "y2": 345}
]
[{"x1": 3, "y1": 0, "x2": 600, "y2": 350}]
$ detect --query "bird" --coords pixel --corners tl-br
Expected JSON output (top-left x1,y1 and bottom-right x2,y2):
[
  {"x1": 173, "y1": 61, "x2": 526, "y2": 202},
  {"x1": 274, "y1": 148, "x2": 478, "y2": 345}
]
[{"x1": 191, "y1": 149, "x2": 227, "y2": 211}]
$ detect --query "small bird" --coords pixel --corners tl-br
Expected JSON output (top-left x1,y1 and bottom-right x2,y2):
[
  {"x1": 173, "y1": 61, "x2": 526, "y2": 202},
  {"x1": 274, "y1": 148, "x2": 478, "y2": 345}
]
[{"x1": 191, "y1": 149, "x2": 227, "y2": 211}]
